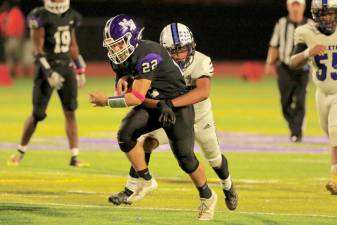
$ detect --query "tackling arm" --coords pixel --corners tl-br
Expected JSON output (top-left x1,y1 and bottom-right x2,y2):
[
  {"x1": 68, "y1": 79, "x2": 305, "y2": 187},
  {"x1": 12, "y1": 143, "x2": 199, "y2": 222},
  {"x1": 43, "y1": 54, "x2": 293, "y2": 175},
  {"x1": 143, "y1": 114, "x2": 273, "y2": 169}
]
[
  {"x1": 171, "y1": 77, "x2": 210, "y2": 107},
  {"x1": 142, "y1": 76, "x2": 211, "y2": 108}
]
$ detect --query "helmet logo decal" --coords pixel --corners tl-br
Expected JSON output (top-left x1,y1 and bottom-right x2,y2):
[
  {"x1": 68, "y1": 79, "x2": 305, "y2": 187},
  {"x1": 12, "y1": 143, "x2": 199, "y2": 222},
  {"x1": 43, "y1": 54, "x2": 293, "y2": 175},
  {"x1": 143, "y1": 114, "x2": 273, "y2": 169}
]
[
  {"x1": 171, "y1": 23, "x2": 180, "y2": 46},
  {"x1": 119, "y1": 19, "x2": 136, "y2": 31}
]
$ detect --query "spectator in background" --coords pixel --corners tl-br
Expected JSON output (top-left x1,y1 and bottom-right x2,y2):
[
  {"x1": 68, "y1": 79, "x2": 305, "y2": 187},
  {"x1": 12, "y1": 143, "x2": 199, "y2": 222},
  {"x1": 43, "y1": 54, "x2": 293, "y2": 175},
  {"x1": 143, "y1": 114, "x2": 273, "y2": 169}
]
[
  {"x1": 0, "y1": 0, "x2": 26, "y2": 78},
  {"x1": 265, "y1": 0, "x2": 312, "y2": 143}
]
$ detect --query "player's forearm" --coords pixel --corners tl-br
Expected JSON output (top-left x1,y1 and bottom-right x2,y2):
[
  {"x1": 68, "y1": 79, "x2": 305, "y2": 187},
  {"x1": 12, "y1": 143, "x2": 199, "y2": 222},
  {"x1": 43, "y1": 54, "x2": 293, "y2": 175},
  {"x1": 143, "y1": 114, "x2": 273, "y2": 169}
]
[
  {"x1": 289, "y1": 50, "x2": 308, "y2": 69},
  {"x1": 143, "y1": 98, "x2": 159, "y2": 108},
  {"x1": 266, "y1": 47, "x2": 278, "y2": 65},
  {"x1": 171, "y1": 87, "x2": 209, "y2": 107}
]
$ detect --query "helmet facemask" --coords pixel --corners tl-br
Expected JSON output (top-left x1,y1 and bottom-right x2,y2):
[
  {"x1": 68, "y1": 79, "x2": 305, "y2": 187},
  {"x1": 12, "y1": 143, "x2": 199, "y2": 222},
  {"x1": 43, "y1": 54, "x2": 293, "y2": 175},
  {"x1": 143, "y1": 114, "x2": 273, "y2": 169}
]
[
  {"x1": 167, "y1": 42, "x2": 196, "y2": 70},
  {"x1": 312, "y1": 7, "x2": 337, "y2": 34},
  {"x1": 44, "y1": 0, "x2": 70, "y2": 15},
  {"x1": 103, "y1": 32, "x2": 135, "y2": 64}
]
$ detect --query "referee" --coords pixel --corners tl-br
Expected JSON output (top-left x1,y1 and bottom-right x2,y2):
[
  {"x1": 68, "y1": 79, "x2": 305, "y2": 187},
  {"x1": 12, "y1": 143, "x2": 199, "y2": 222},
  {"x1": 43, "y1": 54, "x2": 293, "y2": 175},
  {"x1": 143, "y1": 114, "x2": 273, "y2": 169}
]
[{"x1": 265, "y1": 0, "x2": 311, "y2": 143}]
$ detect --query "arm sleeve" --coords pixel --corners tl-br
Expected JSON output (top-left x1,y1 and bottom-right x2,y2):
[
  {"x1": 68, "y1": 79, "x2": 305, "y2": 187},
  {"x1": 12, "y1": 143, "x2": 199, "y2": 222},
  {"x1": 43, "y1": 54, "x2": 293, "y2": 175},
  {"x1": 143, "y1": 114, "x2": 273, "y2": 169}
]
[
  {"x1": 27, "y1": 9, "x2": 44, "y2": 29},
  {"x1": 134, "y1": 52, "x2": 163, "y2": 80},
  {"x1": 191, "y1": 57, "x2": 214, "y2": 79},
  {"x1": 269, "y1": 21, "x2": 280, "y2": 48},
  {"x1": 292, "y1": 27, "x2": 307, "y2": 55}
]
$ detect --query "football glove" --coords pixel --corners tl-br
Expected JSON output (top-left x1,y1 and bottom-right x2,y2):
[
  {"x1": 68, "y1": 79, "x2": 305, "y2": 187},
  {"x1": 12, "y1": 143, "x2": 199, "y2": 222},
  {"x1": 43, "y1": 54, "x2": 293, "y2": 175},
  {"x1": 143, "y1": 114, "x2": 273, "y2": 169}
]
[
  {"x1": 48, "y1": 71, "x2": 64, "y2": 90},
  {"x1": 157, "y1": 100, "x2": 176, "y2": 128}
]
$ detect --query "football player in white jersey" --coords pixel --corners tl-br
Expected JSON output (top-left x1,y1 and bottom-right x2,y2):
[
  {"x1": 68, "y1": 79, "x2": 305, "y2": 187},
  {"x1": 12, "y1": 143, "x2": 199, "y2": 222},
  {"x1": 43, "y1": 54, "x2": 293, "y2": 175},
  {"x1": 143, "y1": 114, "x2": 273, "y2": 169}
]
[
  {"x1": 290, "y1": 0, "x2": 337, "y2": 194},
  {"x1": 111, "y1": 23, "x2": 238, "y2": 211}
]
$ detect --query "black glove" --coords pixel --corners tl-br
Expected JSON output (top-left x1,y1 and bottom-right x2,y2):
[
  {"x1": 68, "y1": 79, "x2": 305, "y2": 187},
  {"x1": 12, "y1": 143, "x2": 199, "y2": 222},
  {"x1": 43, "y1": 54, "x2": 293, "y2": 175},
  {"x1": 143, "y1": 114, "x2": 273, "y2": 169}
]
[{"x1": 157, "y1": 100, "x2": 176, "y2": 128}]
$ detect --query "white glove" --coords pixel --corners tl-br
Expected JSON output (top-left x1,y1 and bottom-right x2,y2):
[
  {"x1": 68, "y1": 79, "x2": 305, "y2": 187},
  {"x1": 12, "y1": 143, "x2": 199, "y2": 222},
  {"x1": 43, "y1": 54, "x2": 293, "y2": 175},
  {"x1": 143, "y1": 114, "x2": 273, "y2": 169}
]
[
  {"x1": 76, "y1": 74, "x2": 86, "y2": 88},
  {"x1": 48, "y1": 72, "x2": 65, "y2": 90}
]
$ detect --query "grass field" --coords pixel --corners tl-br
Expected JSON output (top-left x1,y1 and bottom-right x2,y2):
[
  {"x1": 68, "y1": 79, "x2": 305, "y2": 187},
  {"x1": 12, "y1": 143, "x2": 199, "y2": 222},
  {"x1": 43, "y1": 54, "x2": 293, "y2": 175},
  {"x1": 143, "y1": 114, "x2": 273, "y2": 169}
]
[{"x1": 1, "y1": 77, "x2": 336, "y2": 225}]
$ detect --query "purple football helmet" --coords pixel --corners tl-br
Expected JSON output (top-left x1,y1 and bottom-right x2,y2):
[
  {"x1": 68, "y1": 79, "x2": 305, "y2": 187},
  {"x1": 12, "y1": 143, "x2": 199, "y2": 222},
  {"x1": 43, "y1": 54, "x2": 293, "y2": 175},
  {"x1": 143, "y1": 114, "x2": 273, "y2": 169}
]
[{"x1": 103, "y1": 14, "x2": 143, "y2": 64}]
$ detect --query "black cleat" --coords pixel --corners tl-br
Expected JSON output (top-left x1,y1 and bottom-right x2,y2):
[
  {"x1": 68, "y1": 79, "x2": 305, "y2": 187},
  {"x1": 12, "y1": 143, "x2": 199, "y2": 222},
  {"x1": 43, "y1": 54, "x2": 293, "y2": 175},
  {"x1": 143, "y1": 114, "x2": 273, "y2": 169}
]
[
  {"x1": 69, "y1": 157, "x2": 90, "y2": 167},
  {"x1": 108, "y1": 189, "x2": 133, "y2": 206},
  {"x1": 224, "y1": 183, "x2": 238, "y2": 211}
]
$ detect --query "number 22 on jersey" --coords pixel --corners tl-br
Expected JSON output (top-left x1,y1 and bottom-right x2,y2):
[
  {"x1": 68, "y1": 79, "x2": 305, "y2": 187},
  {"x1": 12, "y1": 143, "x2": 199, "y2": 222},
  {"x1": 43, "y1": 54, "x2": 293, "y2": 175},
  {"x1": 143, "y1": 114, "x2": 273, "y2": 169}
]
[
  {"x1": 314, "y1": 52, "x2": 337, "y2": 81},
  {"x1": 54, "y1": 28, "x2": 71, "y2": 54}
]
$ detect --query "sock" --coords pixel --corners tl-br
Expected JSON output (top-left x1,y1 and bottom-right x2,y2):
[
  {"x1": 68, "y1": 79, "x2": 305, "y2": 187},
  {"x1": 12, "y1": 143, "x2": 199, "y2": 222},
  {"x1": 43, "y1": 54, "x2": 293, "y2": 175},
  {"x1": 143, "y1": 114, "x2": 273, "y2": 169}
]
[
  {"x1": 129, "y1": 167, "x2": 139, "y2": 178},
  {"x1": 331, "y1": 164, "x2": 337, "y2": 183},
  {"x1": 71, "y1": 155, "x2": 77, "y2": 162},
  {"x1": 17, "y1": 145, "x2": 27, "y2": 154},
  {"x1": 137, "y1": 168, "x2": 152, "y2": 181},
  {"x1": 221, "y1": 175, "x2": 232, "y2": 191},
  {"x1": 212, "y1": 155, "x2": 230, "y2": 179},
  {"x1": 197, "y1": 182, "x2": 212, "y2": 199},
  {"x1": 71, "y1": 148, "x2": 79, "y2": 157},
  {"x1": 126, "y1": 175, "x2": 139, "y2": 193},
  {"x1": 145, "y1": 152, "x2": 152, "y2": 165},
  {"x1": 128, "y1": 153, "x2": 151, "y2": 179}
]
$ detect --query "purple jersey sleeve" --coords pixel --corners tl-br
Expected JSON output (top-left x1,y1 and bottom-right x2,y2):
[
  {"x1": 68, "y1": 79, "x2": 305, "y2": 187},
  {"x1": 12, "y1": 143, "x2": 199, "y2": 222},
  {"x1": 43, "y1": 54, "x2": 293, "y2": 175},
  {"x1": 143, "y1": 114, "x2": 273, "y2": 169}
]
[
  {"x1": 135, "y1": 53, "x2": 163, "y2": 80},
  {"x1": 27, "y1": 11, "x2": 44, "y2": 29}
]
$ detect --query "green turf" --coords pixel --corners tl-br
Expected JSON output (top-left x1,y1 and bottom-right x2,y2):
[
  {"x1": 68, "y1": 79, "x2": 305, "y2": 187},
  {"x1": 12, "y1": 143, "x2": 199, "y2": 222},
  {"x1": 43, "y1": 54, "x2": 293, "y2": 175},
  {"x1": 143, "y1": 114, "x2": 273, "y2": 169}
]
[{"x1": 0, "y1": 77, "x2": 336, "y2": 225}]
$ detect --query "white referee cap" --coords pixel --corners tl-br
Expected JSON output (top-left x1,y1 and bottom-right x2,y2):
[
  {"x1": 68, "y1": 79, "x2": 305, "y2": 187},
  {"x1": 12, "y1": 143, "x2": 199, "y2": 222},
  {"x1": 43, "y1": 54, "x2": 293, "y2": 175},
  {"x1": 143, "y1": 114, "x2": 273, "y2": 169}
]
[{"x1": 287, "y1": 0, "x2": 306, "y2": 5}]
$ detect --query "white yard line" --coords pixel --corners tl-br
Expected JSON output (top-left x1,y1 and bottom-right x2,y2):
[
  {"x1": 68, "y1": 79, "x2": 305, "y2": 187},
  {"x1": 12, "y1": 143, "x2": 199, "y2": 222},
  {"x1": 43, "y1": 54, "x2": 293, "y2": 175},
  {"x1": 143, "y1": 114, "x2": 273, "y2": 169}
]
[{"x1": 1, "y1": 201, "x2": 337, "y2": 219}]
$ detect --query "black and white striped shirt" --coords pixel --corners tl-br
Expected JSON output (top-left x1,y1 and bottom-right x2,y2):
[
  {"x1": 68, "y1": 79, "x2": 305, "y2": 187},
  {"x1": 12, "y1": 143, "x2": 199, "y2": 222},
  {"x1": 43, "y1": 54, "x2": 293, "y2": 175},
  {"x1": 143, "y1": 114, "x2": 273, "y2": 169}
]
[{"x1": 269, "y1": 17, "x2": 311, "y2": 65}]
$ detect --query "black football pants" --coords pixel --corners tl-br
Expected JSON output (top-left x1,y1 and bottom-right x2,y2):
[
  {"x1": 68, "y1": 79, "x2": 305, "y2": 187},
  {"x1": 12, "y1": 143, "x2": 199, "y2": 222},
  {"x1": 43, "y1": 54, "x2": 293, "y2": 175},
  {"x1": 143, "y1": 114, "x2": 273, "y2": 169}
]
[
  {"x1": 117, "y1": 104, "x2": 199, "y2": 174},
  {"x1": 276, "y1": 63, "x2": 309, "y2": 138}
]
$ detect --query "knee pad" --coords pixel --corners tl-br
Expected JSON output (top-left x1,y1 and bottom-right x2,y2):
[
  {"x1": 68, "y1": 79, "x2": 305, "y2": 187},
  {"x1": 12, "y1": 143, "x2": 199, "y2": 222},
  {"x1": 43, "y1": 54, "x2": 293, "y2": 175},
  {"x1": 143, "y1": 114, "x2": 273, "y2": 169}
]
[
  {"x1": 143, "y1": 135, "x2": 159, "y2": 153},
  {"x1": 32, "y1": 111, "x2": 47, "y2": 122},
  {"x1": 208, "y1": 153, "x2": 223, "y2": 168},
  {"x1": 117, "y1": 129, "x2": 137, "y2": 153},
  {"x1": 178, "y1": 154, "x2": 199, "y2": 174}
]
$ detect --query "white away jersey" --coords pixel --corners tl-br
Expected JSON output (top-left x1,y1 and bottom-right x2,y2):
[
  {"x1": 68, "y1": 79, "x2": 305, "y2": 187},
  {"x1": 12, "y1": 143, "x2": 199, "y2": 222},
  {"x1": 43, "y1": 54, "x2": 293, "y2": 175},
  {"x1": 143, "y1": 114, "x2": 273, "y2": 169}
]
[
  {"x1": 183, "y1": 51, "x2": 214, "y2": 122},
  {"x1": 294, "y1": 22, "x2": 337, "y2": 94}
]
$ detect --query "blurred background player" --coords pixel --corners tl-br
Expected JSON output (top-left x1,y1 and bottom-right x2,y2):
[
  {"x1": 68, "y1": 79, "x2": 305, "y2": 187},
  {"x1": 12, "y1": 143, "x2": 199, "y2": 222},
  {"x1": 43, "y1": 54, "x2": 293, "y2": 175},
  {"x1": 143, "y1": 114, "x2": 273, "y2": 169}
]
[
  {"x1": 89, "y1": 15, "x2": 217, "y2": 220},
  {"x1": 0, "y1": 0, "x2": 25, "y2": 78},
  {"x1": 111, "y1": 23, "x2": 238, "y2": 211},
  {"x1": 265, "y1": 0, "x2": 311, "y2": 143},
  {"x1": 8, "y1": 0, "x2": 87, "y2": 167},
  {"x1": 290, "y1": 0, "x2": 337, "y2": 195}
]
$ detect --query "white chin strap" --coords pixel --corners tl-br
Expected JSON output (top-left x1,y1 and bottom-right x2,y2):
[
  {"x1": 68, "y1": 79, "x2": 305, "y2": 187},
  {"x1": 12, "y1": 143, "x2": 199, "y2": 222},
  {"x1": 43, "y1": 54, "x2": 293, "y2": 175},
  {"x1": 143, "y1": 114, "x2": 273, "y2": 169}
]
[{"x1": 45, "y1": 0, "x2": 70, "y2": 14}]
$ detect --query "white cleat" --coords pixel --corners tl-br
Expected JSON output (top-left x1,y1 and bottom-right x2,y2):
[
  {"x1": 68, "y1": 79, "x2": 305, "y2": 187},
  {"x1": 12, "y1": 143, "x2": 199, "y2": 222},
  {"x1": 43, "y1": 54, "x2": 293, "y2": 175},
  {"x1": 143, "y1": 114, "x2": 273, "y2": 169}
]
[
  {"x1": 198, "y1": 189, "x2": 218, "y2": 221},
  {"x1": 130, "y1": 177, "x2": 158, "y2": 202}
]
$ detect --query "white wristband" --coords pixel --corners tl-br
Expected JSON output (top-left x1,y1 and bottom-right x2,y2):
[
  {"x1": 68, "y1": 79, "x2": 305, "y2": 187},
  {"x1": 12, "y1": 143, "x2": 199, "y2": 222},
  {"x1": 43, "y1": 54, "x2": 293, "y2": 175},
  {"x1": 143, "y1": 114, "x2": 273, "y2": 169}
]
[{"x1": 303, "y1": 48, "x2": 310, "y2": 59}]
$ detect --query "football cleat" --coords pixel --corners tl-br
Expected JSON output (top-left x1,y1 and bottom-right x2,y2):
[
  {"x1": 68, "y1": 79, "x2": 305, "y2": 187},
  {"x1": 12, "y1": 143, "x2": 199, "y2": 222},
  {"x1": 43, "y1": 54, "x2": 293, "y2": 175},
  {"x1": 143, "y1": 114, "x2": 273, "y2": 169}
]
[
  {"x1": 108, "y1": 178, "x2": 157, "y2": 206},
  {"x1": 326, "y1": 181, "x2": 337, "y2": 195},
  {"x1": 198, "y1": 189, "x2": 217, "y2": 221},
  {"x1": 108, "y1": 188, "x2": 134, "y2": 205},
  {"x1": 69, "y1": 158, "x2": 90, "y2": 167},
  {"x1": 7, "y1": 153, "x2": 24, "y2": 166},
  {"x1": 224, "y1": 183, "x2": 238, "y2": 210},
  {"x1": 290, "y1": 136, "x2": 302, "y2": 143},
  {"x1": 131, "y1": 178, "x2": 158, "y2": 202}
]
